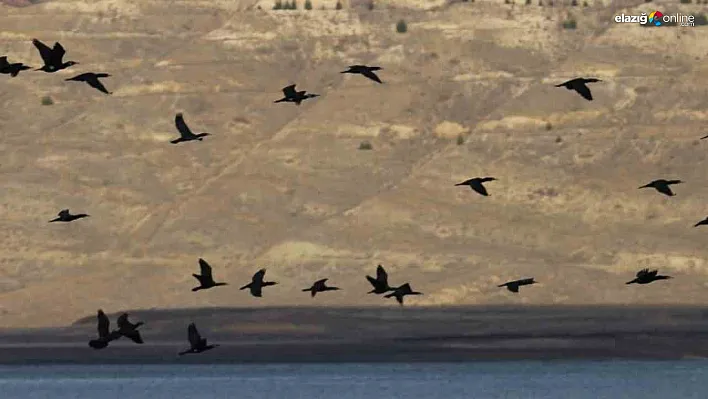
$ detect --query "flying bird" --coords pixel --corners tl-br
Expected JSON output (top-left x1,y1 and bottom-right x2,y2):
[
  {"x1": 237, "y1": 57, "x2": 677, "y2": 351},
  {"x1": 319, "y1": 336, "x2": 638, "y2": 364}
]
[
  {"x1": 178, "y1": 323, "x2": 219, "y2": 355},
  {"x1": 274, "y1": 84, "x2": 319, "y2": 105},
  {"x1": 65, "y1": 72, "x2": 112, "y2": 94},
  {"x1": 694, "y1": 217, "x2": 708, "y2": 227},
  {"x1": 170, "y1": 113, "x2": 210, "y2": 144},
  {"x1": 498, "y1": 278, "x2": 537, "y2": 293},
  {"x1": 88, "y1": 309, "x2": 121, "y2": 349},
  {"x1": 455, "y1": 177, "x2": 497, "y2": 196},
  {"x1": 191, "y1": 258, "x2": 228, "y2": 292},
  {"x1": 384, "y1": 283, "x2": 423, "y2": 305},
  {"x1": 626, "y1": 269, "x2": 672, "y2": 285},
  {"x1": 700, "y1": 134, "x2": 708, "y2": 140},
  {"x1": 0, "y1": 56, "x2": 31, "y2": 77},
  {"x1": 302, "y1": 278, "x2": 340, "y2": 297},
  {"x1": 32, "y1": 38, "x2": 78, "y2": 73},
  {"x1": 341, "y1": 65, "x2": 384, "y2": 84},
  {"x1": 555, "y1": 77, "x2": 602, "y2": 101},
  {"x1": 638, "y1": 179, "x2": 682, "y2": 197},
  {"x1": 366, "y1": 264, "x2": 394, "y2": 294},
  {"x1": 115, "y1": 313, "x2": 144, "y2": 344},
  {"x1": 49, "y1": 209, "x2": 89, "y2": 223},
  {"x1": 240, "y1": 268, "x2": 277, "y2": 297}
]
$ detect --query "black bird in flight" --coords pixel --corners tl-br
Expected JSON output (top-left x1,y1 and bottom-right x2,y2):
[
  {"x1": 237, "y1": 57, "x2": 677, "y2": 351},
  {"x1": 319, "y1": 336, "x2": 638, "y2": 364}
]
[
  {"x1": 555, "y1": 77, "x2": 602, "y2": 101},
  {"x1": 366, "y1": 264, "x2": 394, "y2": 294},
  {"x1": 341, "y1": 65, "x2": 383, "y2": 84},
  {"x1": 0, "y1": 56, "x2": 31, "y2": 77},
  {"x1": 302, "y1": 278, "x2": 340, "y2": 297},
  {"x1": 638, "y1": 179, "x2": 682, "y2": 197},
  {"x1": 694, "y1": 217, "x2": 708, "y2": 227},
  {"x1": 626, "y1": 269, "x2": 672, "y2": 285},
  {"x1": 274, "y1": 84, "x2": 319, "y2": 105},
  {"x1": 32, "y1": 39, "x2": 78, "y2": 73},
  {"x1": 65, "y1": 73, "x2": 112, "y2": 95},
  {"x1": 384, "y1": 283, "x2": 423, "y2": 305},
  {"x1": 240, "y1": 268, "x2": 277, "y2": 297},
  {"x1": 191, "y1": 258, "x2": 228, "y2": 292},
  {"x1": 498, "y1": 278, "x2": 537, "y2": 293},
  {"x1": 115, "y1": 313, "x2": 144, "y2": 344},
  {"x1": 455, "y1": 177, "x2": 497, "y2": 196},
  {"x1": 49, "y1": 209, "x2": 89, "y2": 223},
  {"x1": 179, "y1": 323, "x2": 219, "y2": 355},
  {"x1": 700, "y1": 134, "x2": 708, "y2": 140},
  {"x1": 170, "y1": 113, "x2": 210, "y2": 144},
  {"x1": 88, "y1": 309, "x2": 121, "y2": 349}
]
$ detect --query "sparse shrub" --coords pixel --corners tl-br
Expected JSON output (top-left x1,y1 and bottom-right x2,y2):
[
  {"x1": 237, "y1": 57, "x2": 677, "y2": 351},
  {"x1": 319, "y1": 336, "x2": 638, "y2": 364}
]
[
  {"x1": 555, "y1": 136, "x2": 562, "y2": 143},
  {"x1": 273, "y1": 0, "x2": 283, "y2": 9},
  {"x1": 304, "y1": 0, "x2": 312, "y2": 9},
  {"x1": 396, "y1": 19, "x2": 407, "y2": 33},
  {"x1": 562, "y1": 18, "x2": 577, "y2": 29},
  {"x1": 456, "y1": 134, "x2": 465, "y2": 145},
  {"x1": 695, "y1": 14, "x2": 708, "y2": 26},
  {"x1": 335, "y1": 0, "x2": 343, "y2": 9},
  {"x1": 679, "y1": 0, "x2": 691, "y2": 3},
  {"x1": 571, "y1": 0, "x2": 577, "y2": 5},
  {"x1": 41, "y1": 95, "x2": 53, "y2": 106},
  {"x1": 359, "y1": 140, "x2": 373, "y2": 150}
]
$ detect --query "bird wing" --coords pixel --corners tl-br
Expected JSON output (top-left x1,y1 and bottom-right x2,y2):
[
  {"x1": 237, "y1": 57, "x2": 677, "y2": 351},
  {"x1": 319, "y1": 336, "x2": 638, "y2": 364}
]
[
  {"x1": 59, "y1": 209, "x2": 70, "y2": 216},
  {"x1": 507, "y1": 284, "x2": 519, "y2": 293},
  {"x1": 655, "y1": 184, "x2": 674, "y2": 196},
  {"x1": 188, "y1": 323, "x2": 202, "y2": 347},
  {"x1": 252, "y1": 269, "x2": 266, "y2": 284},
  {"x1": 175, "y1": 113, "x2": 194, "y2": 137},
  {"x1": 122, "y1": 330, "x2": 143, "y2": 344},
  {"x1": 647, "y1": 269, "x2": 659, "y2": 278},
  {"x1": 97, "y1": 309, "x2": 110, "y2": 338},
  {"x1": 361, "y1": 69, "x2": 382, "y2": 83},
  {"x1": 116, "y1": 313, "x2": 130, "y2": 330},
  {"x1": 32, "y1": 39, "x2": 53, "y2": 65},
  {"x1": 666, "y1": 180, "x2": 682, "y2": 185},
  {"x1": 0, "y1": 56, "x2": 8, "y2": 67},
  {"x1": 397, "y1": 283, "x2": 411, "y2": 293},
  {"x1": 470, "y1": 182, "x2": 489, "y2": 196},
  {"x1": 376, "y1": 265, "x2": 388, "y2": 284},
  {"x1": 52, "y1": 42, "x2": 66, "y2": 63},
  {"x1": 366, "y1": 275, "x2": 379, "y2": 287},
  {"x1": 198, "y1": 258, "x2": 213, "y2": 279},
  {"x1": 282, "y1": 84, "x2": 297, "y2": 97},
  {"x1": 701, "y1": 134, "x2": 708, "y2": 140},
  {"x1": 85, "y1": 75, "x2": 111, "y2": 94},
  {"x1": 637, "y1": 269, "x2": 649, "y2": 277},
  {"x1": 313, "y1": 279, "x2": 328, "y2": 289},
  {"x1": 574, "y1": 83, "x2": 593, "y2": 101},
  {"x1": 518, "y1": 278, "x2": 535, "y2": 286}
]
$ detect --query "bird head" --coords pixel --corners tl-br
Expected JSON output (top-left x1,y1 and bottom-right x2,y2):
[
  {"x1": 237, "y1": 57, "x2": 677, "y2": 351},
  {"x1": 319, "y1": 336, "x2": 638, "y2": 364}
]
[{"x1": 66, "y1": 61, "x2": 79, "y2": 67}]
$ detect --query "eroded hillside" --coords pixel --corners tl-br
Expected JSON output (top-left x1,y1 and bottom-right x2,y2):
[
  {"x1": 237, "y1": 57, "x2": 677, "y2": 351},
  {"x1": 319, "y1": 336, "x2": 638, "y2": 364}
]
[{"x1": 0, "y1": 0, "x2": 707, "y2": 327}]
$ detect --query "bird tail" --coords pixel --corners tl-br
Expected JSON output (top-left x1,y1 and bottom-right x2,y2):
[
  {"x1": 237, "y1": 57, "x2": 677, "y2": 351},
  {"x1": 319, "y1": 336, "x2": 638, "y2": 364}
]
[{"x1": 301, "y1": 288, "x2": 310, "y2": 292}]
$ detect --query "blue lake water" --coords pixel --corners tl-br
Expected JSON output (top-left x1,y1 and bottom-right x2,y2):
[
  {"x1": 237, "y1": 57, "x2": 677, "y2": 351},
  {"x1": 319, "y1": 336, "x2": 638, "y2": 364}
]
[{"x1": 0, "y1": 361, "x2": 706, "y2": 399}]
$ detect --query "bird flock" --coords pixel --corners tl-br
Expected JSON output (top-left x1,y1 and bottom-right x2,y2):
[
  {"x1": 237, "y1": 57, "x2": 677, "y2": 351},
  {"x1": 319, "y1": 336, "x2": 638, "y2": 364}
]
[{"x1": 1, "y1": 37, "x2": 691, "y2": 356}]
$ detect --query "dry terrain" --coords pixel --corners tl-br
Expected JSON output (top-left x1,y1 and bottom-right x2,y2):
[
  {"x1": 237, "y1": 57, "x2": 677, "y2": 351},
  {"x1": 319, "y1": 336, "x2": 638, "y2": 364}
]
[{"x1": 0, "y1": 0, "x2": 707, "y2": 328}]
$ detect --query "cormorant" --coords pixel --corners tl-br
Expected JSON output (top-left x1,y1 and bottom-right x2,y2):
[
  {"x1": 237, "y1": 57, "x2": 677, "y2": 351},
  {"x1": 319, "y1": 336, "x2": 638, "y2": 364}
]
[
  {"x1": 274, "y1": 84, "x2": 319, "y2": 105},
  {"x1": 555, "y1": 77, "x2": 602, "y2": 101},
  {"x1": 638, "y1": 179, "x2": 682, "y2": 197},
  {"x1": 341, "y1": 65, "x2": 383, "y2": 84},
  {"x1": 179, "y1": 323, "x2": 219, "y2": 355},
  {"x1": 626, "y1": 269, "x2": 672, "y2": 285},
  {"x1": 240, "y1": 268, "x2": 277, "y2": 297},
  {"x1": 498, "y1": 278, "x2": 536, "y2": 293},
  {"x1": 88, "y1": 309, "x2": 121, "y2": 349},
  {"x1": 455, "y1": 177, "x2": 497, "y2": 196},
  {"x1": 191, "y1": 258, "x2": 228, "y2": 292},
  {"x1": 694, "y1": 217, "x2": 708, "y2": 227},
  {"x1": 49, "y1": 209, "x2": 89, "y2": 223},
  {"x1": 170, "y1": 113, "x2": 210, "y2": 144},
  {"x1": 65, "y1": 72, "x2": 112, "y2": 95},
  {"x1": 302, "y1": 278, "x2": 340, "y2": 297},
  {"x1": 32, "y1": 39, "x2": 78, "y2": 73},
  {"x1": 0, "y1": 56, "x2": 31, "y2": 77},
  {"x1": 384, "y1": 283, "x2": 422, "y2": 305},
  {"x1": 116, "y1": 313, "x2": 144, "y2": 344},
  {"x1": 366, "y1": 264, "x2": 394, "y2": 294}
]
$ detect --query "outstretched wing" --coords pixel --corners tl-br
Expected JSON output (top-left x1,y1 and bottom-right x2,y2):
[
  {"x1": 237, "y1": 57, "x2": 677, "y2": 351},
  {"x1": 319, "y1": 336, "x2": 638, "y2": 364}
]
[
  {"x1": 86, "y1": 76, "x2": 111, "y2": 94},
  {"x1": 518, "y1": 278, "x2": 535, "y2": 286},
  {"x1": 637, "y1": 268, "x2": 650, "y2": 278},
  {"x1": 282, "y1": 84, "x2": 297, "y2": 98},
  {"x1": 97, "y1": 309, "x2": 110, "y2": 338},
  {"x1": 175, "y1": 113, "x2": 194, "y2": 138},
  {"x1": 0, "y1": 56, "x2": 8, "y2": 67},
  {"x1": 376, "y1": 265, "x2": 388, "y2": 284},
  {"x1": 52, "y1": 42, "x2": 66, "y2": 64},
  {"x1": 470, "y1": 182, "x2": 489, "y2": 196},
  {"x1": 32, "y1": 39, "x2": 53, "y2": 65},
  {"x1": 361, "y1": 70, "x2": 382, "y2": 84},
  {"x1": 188, "y1": 323, "x2": 201, "y2": 347},
  {"x1": 198, "y1": 258, "x2": 213, "y2": 279},
  {"x1": 574, "y1": 83, "x2": 593, "y2": 101},
  {"x1": 646, "y1": 269, "x2": 659, "y2": 278},
  {"x1": 116, "y1": 313, "x2": 130, "y2": 330},
  {"x1": 655, "y1": 184, "x2": 674, "y2": 196},
  {"x1": 313, "y1": 279, "x2": 328, "y2": 289},
  {"x1": 252, "y1": 268, "x2": 266, "y2": 284}
]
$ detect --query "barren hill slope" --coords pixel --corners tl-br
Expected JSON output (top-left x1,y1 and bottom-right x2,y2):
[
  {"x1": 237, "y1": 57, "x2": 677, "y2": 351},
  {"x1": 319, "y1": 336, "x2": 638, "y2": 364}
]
[{"x1": 0, "y1": 0, "x2": 707, "y2": 328}]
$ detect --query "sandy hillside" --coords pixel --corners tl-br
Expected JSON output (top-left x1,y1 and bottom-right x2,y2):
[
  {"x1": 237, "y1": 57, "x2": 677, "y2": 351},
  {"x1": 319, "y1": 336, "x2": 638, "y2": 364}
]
[{"x1": 0, "y1": 0, "x2": 707, "y2": 328}]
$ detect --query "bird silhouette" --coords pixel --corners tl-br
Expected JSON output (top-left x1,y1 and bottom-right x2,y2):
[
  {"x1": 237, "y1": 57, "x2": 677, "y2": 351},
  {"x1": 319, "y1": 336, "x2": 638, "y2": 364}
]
[
  {"x1": 366, "y1": 264, "x2": 394, "y2": 294},
  {"x1": 701, "y1": 134, "x2": 708, "y2": 140},
  {"x1": 170, "y1": 113, "x2": 210, "y2": 144},
  {"x1": 0, "y1": 56, "x2": 31, "y2": 77},
  {"x1": 498, "y1": 278, "x2": 536, "y2": 293},
  {"x1": 240, "y1": 268, "x2": 277, "y2": 297},
  {"x1": 341, "y1": 65, "x2": 383, "y2": 84},
  {"x1": 274, "y1": 84, "x2": 319, "y2": 105},
  {"x1": 555, "y1": 77, "x2": 602, "y2": 101},
  {"x1": 626, "y1": 269, "x2": 672, "y2": 285},
  {"x1": 48, "y1": 209, "x2": 89, "y2": 223},
  {"x1": 65, "y1": 73, "x2": 112, "y2": 95},
  {"x1": 88, "y1": 309, "x2": 121, "y2": 349},
  {"x1": 32, "y1": 39, "x2": 78, "y2": 73},
  {"x1": 694, "y1": 217, "x2": 708, "y2": 227},
  {"x1": 302, "y1": 278, "x2": 340, "y2": 297},
  {"x1": 179, "y1": 323, "x2": 219, "y2": 355},
  {"x1": 115, "y1": 313, "x2": 144, "y2": 344},
  {"x1": 191, "y1": 258, "x2": 228, "y2": 292},
  {"x1": 384, "y1": 283, "x2": 422, "y2": 305},
  {"x1": 455, "y1": 177, "x2": 497, "y2": 196},
  {"x1": 638, "y1": 179, "x2": 682, "y2": 197}
]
